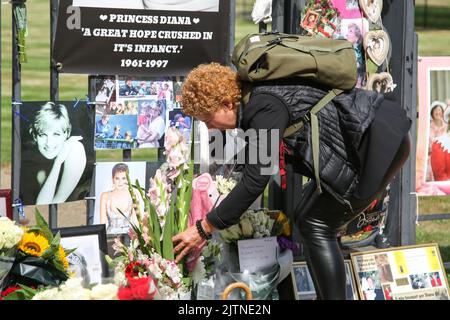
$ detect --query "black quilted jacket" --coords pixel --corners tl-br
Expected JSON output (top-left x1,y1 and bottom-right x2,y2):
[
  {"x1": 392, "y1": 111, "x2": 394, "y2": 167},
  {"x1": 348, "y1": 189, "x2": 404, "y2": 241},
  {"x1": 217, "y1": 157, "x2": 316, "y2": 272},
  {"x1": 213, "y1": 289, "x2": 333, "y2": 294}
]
[{"x1": 250, "y1": 81, "x2": 384, "y2": 199}]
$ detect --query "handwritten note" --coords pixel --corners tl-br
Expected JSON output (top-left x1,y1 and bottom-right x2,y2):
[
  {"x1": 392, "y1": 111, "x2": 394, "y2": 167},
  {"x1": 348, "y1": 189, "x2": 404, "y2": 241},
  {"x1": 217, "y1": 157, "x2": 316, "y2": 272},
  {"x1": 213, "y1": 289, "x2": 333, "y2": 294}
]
[{"x1": 238, "y1": 237, "x2": 278, "y2": 273}]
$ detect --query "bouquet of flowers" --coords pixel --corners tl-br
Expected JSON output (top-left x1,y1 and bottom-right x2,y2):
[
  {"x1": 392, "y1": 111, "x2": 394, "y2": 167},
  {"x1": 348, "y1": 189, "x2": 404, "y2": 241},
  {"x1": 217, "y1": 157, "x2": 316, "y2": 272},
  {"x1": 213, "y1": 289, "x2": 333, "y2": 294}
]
[
  {"x1": 0, "y1": 211, "x2": 72, "y2": 299},
  {"x1": 111, "y1": 127, "x2": 195, "y2": 299},
  {"x1": 31, "y1": 278, "x2": 119, "y2": 300},
  {"x1": 219, "y1": 208, "x2": 291, "y2": 243}
]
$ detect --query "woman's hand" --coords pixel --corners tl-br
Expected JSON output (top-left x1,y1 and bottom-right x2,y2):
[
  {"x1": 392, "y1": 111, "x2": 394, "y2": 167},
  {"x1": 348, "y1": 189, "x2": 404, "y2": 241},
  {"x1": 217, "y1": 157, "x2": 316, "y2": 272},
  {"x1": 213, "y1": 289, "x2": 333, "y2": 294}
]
[
  {"x1": 172, "y1": 226, "x2": 205, "y2": 263},
  {"x1": 172, "y1": 219, "x2": 215, "y2": 263},
  {"x1": 55, "y1": 136, "x2": 83, "y2": 166}
]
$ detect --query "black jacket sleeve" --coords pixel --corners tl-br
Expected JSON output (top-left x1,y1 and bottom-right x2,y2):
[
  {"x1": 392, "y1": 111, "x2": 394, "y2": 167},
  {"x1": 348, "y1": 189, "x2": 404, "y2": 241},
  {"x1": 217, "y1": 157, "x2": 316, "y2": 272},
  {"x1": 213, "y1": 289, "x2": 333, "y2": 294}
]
[{"x1": 206, "y1": 93, "x2": 290, "y2": 229}]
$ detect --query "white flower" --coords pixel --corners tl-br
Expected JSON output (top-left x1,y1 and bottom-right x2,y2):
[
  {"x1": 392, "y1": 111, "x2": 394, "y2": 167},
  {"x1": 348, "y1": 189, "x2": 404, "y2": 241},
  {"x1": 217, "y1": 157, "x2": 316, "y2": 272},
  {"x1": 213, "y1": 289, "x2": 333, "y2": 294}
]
[
  {"x1": 114, "y1": 268, "x2": 127, "y2": 287},
  {"x1": 215, "y1": 175, "x2": 237, "y2": 195},
  {"x1": 0, "y1": 217, "x2": 24, "y2": 252},
  {"x1": 32, "y1": 288, "x2": 60, "y2": 300},
  {"x1": 90, "y1": 283, "x2": 118, "y2": 300}
]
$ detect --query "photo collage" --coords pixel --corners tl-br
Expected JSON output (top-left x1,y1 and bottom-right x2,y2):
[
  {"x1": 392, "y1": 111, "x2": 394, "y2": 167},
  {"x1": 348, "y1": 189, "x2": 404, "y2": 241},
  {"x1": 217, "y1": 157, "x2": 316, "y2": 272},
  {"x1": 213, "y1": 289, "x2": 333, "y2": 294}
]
[{"x1": 91, "y1": 76, "x2": 190, "y2": 150}]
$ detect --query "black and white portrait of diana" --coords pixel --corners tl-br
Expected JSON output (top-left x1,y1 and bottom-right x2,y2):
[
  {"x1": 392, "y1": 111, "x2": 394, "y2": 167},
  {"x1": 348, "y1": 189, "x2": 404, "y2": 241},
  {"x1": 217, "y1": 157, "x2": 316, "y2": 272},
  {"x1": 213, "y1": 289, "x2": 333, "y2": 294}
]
[
  {"x1": 19, "y1": 101, "x2": 95, "y2": 206},
  {"x1": 72, "y1": 0, "x2": 220, "y2": 12}
]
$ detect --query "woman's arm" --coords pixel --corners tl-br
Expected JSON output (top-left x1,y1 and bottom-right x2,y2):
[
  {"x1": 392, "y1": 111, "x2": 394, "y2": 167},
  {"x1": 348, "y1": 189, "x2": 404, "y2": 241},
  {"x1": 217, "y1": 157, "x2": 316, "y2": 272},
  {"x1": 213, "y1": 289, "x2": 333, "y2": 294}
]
[{"x1": 53, "y1": 139, "x2": 87, "y2": 203}]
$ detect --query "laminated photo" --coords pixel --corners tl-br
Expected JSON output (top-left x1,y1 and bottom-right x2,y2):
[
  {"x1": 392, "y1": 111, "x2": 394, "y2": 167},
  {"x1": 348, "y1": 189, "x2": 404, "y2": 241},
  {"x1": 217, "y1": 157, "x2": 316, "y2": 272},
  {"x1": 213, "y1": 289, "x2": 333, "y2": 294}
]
[
  {"x1": 94, "y1": 162, "x2": 146, "y2": 235},
  {"x1": 95, "y1": 114, "x2": 138, "y2": 150},
  {"x1": 136, "y1": 99, "x2": 167, "y2": 148},
  {"x1": 19, "y1": 101, "x2": 95, "y2": 206},
  {"x1": 167, "y1": 109, "x2": 192, "y2": 143}
]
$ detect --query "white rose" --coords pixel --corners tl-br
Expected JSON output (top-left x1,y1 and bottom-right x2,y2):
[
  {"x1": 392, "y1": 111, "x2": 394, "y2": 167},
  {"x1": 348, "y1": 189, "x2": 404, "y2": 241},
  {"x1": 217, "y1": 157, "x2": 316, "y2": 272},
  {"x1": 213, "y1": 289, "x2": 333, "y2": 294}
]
[
  {"x1": 90, "y1": 284, "x2": 119, "y2": 300},
  {"x1": 59, "y1": 287, "x2": 91, "y2": 300},
  {"x1": 32, "y1": 288, "x2": 60, "y2": 300}
]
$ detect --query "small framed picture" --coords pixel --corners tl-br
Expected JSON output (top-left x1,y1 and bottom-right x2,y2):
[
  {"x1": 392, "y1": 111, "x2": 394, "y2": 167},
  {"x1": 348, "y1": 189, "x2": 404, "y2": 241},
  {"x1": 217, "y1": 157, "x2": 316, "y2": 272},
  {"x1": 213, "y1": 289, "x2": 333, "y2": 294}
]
[
  {"x1": 351, "y1": 244, "x2": 450, "y2": 300},
  {"x1": 0, "y1": 189, "x2": 12, "y2": 219},
  {"x1": 291, "y1": 261, "x2": 316, "y2": 300},
  {"x1": 301, "y1": 9, "x2": 320, "y2": 34},
  {"x1": 52, "y1": 224, "x2": 109, "y2": 286},
  {"x1": 317, "y1": 17, "x2": 337, "y2": 38},
  {"x1": 291, "y1": 260, "x2": 359, "y2": 300}
]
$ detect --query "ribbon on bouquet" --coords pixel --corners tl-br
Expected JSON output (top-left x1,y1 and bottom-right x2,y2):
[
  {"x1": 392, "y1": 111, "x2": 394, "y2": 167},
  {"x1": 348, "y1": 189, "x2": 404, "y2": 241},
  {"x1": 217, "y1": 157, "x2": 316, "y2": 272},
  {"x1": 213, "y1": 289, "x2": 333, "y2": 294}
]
[{"x1": 13, "y1": 1, "x2": 28, "y2": 64}]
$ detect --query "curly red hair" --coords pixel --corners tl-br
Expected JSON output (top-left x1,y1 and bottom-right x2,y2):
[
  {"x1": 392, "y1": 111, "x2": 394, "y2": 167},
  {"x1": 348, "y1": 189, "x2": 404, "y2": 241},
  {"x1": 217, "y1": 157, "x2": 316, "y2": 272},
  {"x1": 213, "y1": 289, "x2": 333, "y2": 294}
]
[{"x1": 181, "y1": 63, "x2": 241, "y2": 120}]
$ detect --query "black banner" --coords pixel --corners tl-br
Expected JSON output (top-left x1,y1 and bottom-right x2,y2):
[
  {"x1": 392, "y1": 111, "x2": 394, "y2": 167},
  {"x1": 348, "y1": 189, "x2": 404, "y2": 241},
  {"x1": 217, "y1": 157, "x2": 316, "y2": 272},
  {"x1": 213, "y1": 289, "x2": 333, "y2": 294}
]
[{"x1": 53, "y1": 0, "x2": 230, "y2": 76}]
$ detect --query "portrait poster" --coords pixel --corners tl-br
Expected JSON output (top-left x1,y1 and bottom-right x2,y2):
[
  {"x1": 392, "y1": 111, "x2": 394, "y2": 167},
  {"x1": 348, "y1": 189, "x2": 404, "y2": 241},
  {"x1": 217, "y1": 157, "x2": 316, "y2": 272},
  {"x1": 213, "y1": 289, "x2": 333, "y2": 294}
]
[
  {"x1": 54, "y1": 225, "x2": 109, "y2": 286},
  {"x1": 416, "y1": 57, "x2": 450, "y2": 196},
  {"x1": 18, "y1": 101, "x2": 95, "y2": 206},
  {"x1": 351, "y1": 244, "x2": 450, "y2": 300},
  {"x1": 53, "y1": 0, "x2": 229, "y2": 76},
  {"x1": 291, "y1": 260, "x2": 358, "y2": 300},
  {"x1": 94, "y1": 162, "x2": 146, "y2": 236}
]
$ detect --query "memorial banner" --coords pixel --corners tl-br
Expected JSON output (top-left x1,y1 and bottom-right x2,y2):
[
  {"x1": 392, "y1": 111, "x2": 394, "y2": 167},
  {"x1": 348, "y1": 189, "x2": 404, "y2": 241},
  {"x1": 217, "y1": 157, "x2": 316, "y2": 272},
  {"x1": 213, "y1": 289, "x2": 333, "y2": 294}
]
[{"x1": 53, "y1": 0, "x2": 230, "y2": 75}]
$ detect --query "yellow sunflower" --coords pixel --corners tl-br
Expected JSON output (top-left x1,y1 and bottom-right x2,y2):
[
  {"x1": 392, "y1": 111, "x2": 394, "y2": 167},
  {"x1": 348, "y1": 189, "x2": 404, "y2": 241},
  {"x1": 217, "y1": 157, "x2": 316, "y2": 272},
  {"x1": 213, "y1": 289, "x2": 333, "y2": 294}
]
[
  {"x1": 58, "y1": 245, "x2": 69, "y2": 270},
  {"x1": 18, "y1": 232, "x2": 50, "y2": 257}
]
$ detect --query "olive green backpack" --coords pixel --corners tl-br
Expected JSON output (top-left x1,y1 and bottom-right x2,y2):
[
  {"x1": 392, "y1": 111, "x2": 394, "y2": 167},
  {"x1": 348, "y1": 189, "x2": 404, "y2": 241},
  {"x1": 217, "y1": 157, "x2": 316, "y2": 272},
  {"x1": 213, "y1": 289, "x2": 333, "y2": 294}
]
[{"x1": 232, "y1": 32, "x2": 358, "y2": 195}]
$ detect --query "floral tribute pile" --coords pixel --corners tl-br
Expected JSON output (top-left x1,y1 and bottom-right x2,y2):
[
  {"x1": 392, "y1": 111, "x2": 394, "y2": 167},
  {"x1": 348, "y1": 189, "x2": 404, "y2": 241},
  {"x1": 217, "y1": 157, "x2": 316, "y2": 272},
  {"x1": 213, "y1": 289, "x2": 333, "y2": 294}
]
[
  {"x1": 0, "y1": 211, "x2": 71, "y2": 300},
  {"x1": 111, "y1": 126, "x2": 194, "y2": 300}
]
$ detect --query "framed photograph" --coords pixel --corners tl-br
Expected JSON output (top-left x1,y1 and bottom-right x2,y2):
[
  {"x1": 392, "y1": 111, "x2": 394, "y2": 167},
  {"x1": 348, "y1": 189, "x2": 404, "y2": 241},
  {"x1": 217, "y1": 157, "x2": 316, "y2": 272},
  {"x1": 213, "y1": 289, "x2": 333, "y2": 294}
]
[
  {"x1": 52, "y1": 224, "x2": 109, "y2": 286},
  {"x1": 351, "y1": 244, "x2": 450, "y2": 300},
  {"x1": 291, "y1": 261, "x2": 316, "y2": 300},
  {"x1": 290, "y1": 260, "x2": 359, "y2": 300},
  {"x1": 301, "y1": 9, "x2": 320, "y2": 34},
  {"x1": 18, "y1": 101, "x2": 95, "y2": 206},
  {"x1": 0, "y1": 189, "x2": 12, "y2": 219},
  {"x1": 416, "y1": 57, "x2": 450, "y2": 196}
]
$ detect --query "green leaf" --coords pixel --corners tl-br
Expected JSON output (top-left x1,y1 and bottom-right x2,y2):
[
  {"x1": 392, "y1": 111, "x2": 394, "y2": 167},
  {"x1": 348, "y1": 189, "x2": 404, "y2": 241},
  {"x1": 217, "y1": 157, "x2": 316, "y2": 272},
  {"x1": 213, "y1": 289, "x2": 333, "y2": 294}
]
[
  {"x1": 34, "y1": 209, "x2": 53, "y2": 242},
  {"x1": 149, "y1": 202, "x2": 161, "y2": 255},
  {"x1": 41, "y1": 232, "x2": 61, "y2": 260},
  {"x1": 162, "y1": 193, "x2": 175, "y2": 260},
  {"x1": 64, "y1": 247, "x2": 78, "y2": 257},
  {"x1": 181, "y1": 160, "x2": 194, "y2": 232}
]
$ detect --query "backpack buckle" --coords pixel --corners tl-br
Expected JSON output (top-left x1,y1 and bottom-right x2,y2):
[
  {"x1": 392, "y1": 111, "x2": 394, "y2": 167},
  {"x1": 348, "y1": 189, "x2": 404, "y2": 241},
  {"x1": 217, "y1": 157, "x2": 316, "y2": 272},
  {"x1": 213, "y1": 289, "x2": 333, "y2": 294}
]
[
  {"x1": 301, "y1": 113, "x2": 310, "y2": 123},
  {"x1": 267, "y1": 37, "x2": 282, "y2": 46}
]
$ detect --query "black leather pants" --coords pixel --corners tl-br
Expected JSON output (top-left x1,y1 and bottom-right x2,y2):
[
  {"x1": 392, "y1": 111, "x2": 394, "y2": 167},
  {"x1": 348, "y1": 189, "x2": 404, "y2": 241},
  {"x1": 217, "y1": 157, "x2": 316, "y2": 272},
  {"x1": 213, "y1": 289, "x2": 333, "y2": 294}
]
[{"x1": 295, "y1": 133, "x2": 411, "y2": 300}]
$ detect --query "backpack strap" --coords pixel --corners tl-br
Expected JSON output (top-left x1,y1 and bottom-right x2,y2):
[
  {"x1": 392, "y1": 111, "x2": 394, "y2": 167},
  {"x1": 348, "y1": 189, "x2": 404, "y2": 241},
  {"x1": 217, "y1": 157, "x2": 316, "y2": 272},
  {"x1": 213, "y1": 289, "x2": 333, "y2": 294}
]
[{"x1": 283, "y1": 88, "x2": 343, "y2": 194}]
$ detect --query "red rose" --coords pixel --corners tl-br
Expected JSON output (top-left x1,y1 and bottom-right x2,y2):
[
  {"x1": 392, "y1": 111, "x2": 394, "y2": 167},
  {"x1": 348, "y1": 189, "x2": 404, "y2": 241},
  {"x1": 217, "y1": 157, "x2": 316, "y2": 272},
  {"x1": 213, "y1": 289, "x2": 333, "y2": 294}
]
[
  {"x1": 125, "y1": 262, "x2": 143, "y2": 280},
  {"x1": 118, "y1": 277, "x2": 157, "y2": 300}
]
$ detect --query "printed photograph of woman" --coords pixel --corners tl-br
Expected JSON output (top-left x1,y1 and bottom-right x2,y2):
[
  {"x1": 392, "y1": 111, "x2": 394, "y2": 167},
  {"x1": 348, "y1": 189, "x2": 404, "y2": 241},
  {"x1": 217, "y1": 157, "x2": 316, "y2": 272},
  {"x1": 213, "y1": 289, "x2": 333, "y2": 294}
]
[
  {"x1": 94, "y1": 162, "x2": 146, "y2": 235},
  {"x1": 19, "y1": 101, "x2": 94, "y2": 205}
]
